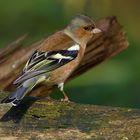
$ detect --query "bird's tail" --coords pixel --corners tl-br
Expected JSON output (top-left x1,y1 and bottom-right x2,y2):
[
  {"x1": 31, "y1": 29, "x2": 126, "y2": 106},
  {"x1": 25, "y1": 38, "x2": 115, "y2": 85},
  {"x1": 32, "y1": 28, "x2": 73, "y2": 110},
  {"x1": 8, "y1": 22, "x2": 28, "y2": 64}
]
[
  {"x1": 1, "y1": 85, "x2": 30, "y2": 106},
  {"x1": 1, "y1": 75, "x2": 46, "y2": 106}
]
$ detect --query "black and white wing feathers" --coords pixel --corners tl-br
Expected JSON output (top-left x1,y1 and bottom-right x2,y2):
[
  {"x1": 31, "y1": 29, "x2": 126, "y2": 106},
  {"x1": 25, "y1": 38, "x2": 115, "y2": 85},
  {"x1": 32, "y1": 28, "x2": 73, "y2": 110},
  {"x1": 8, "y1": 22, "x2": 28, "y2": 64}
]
[{"x1": 13, "y1": 44, "x2": 80, "y2": 84}]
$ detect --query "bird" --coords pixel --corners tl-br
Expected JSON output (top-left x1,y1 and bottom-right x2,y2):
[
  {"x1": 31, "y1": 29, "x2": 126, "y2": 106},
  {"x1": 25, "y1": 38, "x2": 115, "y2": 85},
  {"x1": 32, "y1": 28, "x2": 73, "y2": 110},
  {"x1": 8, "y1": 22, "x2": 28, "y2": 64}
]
[{"x1": 1, "y1": 15, "x2": 101, "y2": 106}]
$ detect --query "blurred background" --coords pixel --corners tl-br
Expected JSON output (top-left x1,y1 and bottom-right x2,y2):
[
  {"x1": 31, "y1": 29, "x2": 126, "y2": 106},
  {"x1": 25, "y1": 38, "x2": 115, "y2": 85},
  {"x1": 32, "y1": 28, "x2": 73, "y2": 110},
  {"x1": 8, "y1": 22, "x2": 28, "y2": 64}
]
[{"x1": 0, "y1": 0, "x2": 139, "y2": 108}]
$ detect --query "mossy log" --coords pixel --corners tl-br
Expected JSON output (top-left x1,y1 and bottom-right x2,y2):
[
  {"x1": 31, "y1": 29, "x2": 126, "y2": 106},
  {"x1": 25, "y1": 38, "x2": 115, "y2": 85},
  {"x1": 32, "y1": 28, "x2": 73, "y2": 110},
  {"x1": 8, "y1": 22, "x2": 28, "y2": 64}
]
[{"x1": 0, "y1": 92, "x2": 140, "y2": 140}]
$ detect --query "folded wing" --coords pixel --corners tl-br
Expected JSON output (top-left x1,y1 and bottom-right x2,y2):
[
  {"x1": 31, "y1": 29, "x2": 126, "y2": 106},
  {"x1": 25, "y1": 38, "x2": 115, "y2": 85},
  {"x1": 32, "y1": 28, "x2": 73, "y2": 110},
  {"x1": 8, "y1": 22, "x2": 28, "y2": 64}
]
[{"x1": 13, "y1": 44, "x2": 80, "y2": 85}]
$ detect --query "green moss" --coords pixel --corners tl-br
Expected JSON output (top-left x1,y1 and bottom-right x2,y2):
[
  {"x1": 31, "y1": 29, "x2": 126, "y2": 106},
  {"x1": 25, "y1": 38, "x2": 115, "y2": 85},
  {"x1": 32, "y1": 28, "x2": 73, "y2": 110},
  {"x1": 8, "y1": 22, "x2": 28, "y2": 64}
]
[{"x1": 27, "y1": 101, "x2": 74, "y2": 120}]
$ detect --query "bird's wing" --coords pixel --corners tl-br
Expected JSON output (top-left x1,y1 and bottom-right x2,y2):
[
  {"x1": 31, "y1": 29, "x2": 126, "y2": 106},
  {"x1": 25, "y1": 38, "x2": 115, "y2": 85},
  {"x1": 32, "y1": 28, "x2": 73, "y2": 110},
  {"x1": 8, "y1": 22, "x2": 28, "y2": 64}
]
[{"x1": 13, "y1": 44, "x2": 80, "y2": 85}]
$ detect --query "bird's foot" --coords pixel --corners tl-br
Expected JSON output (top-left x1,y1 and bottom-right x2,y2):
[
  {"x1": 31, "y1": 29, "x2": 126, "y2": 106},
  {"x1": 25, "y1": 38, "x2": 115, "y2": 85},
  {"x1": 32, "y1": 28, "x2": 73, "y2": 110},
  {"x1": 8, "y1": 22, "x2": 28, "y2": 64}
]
[{"x1": 60, "y1": 97, "x2": 70, "y2": 102}]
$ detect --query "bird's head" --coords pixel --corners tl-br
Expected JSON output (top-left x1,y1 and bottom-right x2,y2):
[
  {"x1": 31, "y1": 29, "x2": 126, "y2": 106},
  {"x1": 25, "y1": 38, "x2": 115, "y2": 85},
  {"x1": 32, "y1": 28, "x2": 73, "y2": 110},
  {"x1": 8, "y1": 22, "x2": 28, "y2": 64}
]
[{"x1": 64, "y1": 15, "x2": 101, "y2": 45}]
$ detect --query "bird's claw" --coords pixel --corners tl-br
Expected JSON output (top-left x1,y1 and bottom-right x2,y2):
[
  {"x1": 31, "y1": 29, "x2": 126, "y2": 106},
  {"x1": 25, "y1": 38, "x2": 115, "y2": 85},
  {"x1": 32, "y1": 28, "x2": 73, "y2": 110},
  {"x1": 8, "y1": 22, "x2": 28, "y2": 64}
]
[{"x1": 60, "y1": 97, "x2": 70, "y2": 102}]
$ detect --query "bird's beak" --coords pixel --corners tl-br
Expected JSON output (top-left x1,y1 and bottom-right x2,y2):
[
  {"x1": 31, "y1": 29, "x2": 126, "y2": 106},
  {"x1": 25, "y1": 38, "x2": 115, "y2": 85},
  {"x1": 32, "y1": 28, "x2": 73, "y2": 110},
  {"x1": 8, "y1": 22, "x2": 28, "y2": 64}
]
[{"x1": 92, "y1": 28, "x2": 102, "y2": 34}]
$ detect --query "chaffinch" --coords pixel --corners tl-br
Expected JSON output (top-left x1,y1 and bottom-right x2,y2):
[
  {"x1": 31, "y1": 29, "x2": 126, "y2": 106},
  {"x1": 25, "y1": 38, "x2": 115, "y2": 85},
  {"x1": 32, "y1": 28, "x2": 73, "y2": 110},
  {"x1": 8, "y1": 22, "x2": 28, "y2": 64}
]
[{"x1": 1, "y1": 15, "x2": 101, "y2": 106}]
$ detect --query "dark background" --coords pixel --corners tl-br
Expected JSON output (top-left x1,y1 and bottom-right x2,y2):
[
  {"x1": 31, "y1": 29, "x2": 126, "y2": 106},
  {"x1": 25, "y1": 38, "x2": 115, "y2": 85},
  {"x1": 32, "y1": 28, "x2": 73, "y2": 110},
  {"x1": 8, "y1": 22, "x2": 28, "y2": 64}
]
[{"x1": 0, "y1": 0, "x2": 139, "y2": 108}]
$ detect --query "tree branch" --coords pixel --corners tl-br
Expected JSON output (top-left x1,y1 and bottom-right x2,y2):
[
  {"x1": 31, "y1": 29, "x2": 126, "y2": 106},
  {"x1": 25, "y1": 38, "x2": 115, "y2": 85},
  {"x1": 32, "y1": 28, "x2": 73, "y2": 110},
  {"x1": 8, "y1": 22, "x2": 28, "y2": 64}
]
[{"x1": 0, "y1": 95, "x2": 139, "y2": 139}]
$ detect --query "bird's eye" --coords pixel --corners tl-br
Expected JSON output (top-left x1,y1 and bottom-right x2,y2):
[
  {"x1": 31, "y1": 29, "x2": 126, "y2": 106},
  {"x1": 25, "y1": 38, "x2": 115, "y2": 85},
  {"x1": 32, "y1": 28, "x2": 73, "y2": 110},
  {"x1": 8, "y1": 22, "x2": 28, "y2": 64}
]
[
  {"x1": 83, "y1": 26, "x2": 89, "y2": 30},
  {"x1": 83, "y1": 25, "x2": 95, "y2": 31}
]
